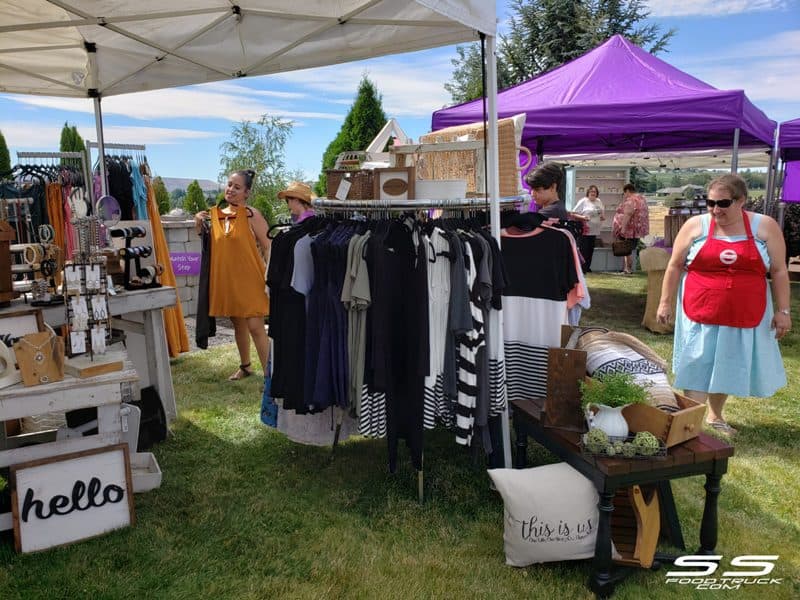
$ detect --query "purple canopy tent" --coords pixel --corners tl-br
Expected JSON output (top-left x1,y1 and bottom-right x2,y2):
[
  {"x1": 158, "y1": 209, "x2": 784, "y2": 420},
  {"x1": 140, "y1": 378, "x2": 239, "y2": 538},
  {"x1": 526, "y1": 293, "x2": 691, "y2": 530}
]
[
  {"x1": 779, "y1": 118, "x2": 800, "y2": 202},
  {"x1": 432, "y1": 35, "x2": 775, "y2": 159}
]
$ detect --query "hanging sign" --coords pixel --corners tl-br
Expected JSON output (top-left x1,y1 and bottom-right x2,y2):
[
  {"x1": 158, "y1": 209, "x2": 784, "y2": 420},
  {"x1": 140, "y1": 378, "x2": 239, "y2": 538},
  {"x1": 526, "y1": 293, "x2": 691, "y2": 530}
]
[
  {"x1": 11, "y1": 444, "x2": 135, "y2": 553},
  {"x1": 169, "y1": 252, "x2": 201, "y2": 276}
]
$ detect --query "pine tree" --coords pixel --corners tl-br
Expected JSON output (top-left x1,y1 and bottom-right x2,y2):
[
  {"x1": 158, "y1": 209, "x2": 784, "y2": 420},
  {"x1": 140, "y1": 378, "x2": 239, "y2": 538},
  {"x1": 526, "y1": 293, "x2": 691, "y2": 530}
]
[
  {"x1": 447, "y1": 0, "x2": 674, "y2": 102},
  {"x1": 316, "y1": 76, "x2": 387, "y2": 197},
  {"x1": 59, "y1": 122, "x2": 86, "y2": 168},
  {"x1": 0, "y1": 130, "x2": 10, "y2": 174},
  {"x1": 183, "y1": 180, "x2": 208, "y2": 214},
  {"x1": 152, "y1": 176, "x2": 171, "y2": 215}
]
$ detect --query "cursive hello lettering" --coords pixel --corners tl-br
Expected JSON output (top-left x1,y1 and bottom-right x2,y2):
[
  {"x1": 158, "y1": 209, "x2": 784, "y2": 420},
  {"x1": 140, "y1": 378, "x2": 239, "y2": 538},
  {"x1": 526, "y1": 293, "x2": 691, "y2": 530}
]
[{"x1": 21, "y1": 477, "x2": 125, "y2": 523}]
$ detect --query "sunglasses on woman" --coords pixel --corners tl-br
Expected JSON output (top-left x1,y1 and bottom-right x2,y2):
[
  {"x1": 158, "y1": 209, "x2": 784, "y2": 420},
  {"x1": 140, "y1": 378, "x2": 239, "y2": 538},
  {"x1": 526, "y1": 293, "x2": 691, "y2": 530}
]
[{"x1": 706, "y1": 198, "x2": 735, "y2": 208}]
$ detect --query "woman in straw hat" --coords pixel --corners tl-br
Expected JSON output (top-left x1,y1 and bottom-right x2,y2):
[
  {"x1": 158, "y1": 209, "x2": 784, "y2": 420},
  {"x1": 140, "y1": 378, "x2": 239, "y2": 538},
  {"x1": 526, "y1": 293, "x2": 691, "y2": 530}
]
[
  {"x1": 194, "y1": 169, "x2": 270, "y2": 381},
  {"x1": 278, "y1": 180, "x2": 316, "y2": 223}
]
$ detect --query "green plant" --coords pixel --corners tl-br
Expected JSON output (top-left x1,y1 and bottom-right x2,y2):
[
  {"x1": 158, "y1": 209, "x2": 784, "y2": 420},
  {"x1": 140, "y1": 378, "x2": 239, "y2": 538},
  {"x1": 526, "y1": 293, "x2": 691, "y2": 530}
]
[
  {"x1": 584, "y1": 428, "x2": 609, "y2": 453},
  {"x1": 0, "y1": 474, "x2": 6, "y2": 493},
  {"x1": 580, "y1": 372, "x2": 650, "y2": 410},
  {"x1": 632, "y1": 431, "x2": 660, "y2": 456}
]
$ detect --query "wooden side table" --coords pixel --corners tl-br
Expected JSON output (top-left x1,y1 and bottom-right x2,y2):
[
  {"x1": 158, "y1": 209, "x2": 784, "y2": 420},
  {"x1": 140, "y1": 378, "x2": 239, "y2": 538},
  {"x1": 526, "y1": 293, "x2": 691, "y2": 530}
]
[
  {"x1": 511, "y1": 398, "x2": 733, "y2": 598},
  {"x1": 0, "y1": 363, "x2": 138, "y2": 531}
]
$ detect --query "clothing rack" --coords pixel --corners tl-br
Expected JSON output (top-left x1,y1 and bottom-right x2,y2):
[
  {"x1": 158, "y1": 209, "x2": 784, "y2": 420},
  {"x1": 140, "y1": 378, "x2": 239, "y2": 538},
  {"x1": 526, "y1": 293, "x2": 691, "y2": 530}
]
[
  {"x1": 16, "y1": 150, "x2": 90, "y2": 193},
  {"x1": 312, "y1": 195, "x2": 528, "y2": 212},
  {"x1": 85, "y1": 141, "x2": 148, "y2": 204},
  {"x1": 305, "y1": 196, "x2": 523, "y2": 487}
]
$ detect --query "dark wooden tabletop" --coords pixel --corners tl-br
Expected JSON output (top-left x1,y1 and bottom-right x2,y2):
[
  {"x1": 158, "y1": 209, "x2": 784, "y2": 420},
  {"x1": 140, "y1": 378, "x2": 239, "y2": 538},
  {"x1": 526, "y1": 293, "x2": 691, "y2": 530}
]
[{"x1": 511, "y1": 398, "x2": 734, "y2": 477}]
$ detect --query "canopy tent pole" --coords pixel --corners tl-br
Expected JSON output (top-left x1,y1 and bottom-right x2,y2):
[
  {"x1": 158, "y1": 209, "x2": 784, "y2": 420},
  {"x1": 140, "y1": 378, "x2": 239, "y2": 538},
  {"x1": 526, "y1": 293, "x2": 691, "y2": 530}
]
[
  {"x1": 484, "y1": 33, "x2": 511, "y2": 469},
  {"x1": 765, "y1": 125, "x2": 780, "y2": 217},
  {"x1": 731, "y1": 128, "x2": 740, "y2": 173},
  {"x1": 93, "y1": 96, "x2": 108, "y2": 199}
]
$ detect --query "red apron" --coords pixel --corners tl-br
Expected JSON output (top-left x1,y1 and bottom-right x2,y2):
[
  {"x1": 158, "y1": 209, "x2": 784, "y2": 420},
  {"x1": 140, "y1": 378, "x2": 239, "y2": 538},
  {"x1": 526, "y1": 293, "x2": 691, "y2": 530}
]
[{"x1": 683, "y1": 211, "x2": 766, "y2": 328}]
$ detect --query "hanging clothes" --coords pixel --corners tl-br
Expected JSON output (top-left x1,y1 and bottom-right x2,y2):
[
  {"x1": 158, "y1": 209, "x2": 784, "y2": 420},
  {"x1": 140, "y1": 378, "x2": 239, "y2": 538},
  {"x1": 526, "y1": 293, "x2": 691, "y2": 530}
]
[
  {"x1": 501, "y1": 224, "x2": 580, "y2": 401},
  {"x1": 145, "y1": 180, "x2": 189, "y2": 357}
]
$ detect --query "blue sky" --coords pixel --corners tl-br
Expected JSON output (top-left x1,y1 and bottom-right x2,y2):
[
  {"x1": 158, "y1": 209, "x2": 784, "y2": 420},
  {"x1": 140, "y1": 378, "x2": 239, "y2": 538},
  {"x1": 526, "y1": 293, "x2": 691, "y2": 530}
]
[{"x1": 1, "y1": 0, "x2": 798, "y2": 184}]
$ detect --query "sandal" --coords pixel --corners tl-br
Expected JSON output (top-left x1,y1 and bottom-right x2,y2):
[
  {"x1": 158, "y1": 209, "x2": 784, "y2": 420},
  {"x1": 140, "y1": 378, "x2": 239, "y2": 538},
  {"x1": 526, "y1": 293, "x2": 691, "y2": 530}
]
[
  {"x1": 707, "y1": 419, "x2": 737, "y2": 436},
  {"x1": 228, "y1": 363, "x2": 253, "y2": 381}
]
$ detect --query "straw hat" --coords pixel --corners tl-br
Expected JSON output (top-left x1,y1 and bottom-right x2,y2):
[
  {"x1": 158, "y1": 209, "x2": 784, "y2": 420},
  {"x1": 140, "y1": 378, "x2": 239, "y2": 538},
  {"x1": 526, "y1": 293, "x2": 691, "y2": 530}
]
[{"x1": 277, "y1": 181, "x2": 316, "y2": 204}]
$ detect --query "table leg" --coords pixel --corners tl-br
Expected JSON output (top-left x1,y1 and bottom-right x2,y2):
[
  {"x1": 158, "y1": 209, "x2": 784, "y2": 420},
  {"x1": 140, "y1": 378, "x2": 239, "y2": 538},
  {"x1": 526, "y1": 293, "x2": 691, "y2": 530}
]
[
  {"x1": 591, "y1": 489, "x2": 616, "y2": 598},
  {"x1": 699, "y1": 473, "x2": 722, "y2": 554},
  {"x1": 657, "y1": 481, "x2": 686, "y2": 550},
  {"x1": 142, "y1": 308, "x2": 177, "y2": 423},
  {"x1": 513, "y1": 416, "x2": 528, "y2": 468}
]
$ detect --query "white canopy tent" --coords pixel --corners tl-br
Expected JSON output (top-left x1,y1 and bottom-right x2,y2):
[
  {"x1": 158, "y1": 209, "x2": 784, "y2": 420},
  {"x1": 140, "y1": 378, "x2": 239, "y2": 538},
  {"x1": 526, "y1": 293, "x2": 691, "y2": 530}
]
[{"x1": 0, "y1": 0, "x2": 510, "y2": 466}]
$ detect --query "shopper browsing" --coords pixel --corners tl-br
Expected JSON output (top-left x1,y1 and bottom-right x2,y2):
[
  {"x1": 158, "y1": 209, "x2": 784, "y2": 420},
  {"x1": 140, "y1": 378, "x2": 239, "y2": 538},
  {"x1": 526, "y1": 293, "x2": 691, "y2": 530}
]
[
  {"x1": 612, "y1": 183, "x2": 649, "y2": 274},
  {"x1": 573, "y1": 185, "x2": 605, "y2": 272}
]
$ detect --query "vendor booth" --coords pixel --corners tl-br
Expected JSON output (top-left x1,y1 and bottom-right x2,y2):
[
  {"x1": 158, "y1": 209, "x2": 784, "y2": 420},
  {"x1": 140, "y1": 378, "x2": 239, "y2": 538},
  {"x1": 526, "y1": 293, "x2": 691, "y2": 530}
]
[{"x1": 779, "y1": 118, "x2": 800, "y2": 203}]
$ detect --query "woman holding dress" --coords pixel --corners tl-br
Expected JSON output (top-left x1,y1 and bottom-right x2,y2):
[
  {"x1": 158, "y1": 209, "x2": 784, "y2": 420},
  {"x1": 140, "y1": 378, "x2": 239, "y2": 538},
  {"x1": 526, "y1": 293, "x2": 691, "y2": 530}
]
[{"x1": 195, "y1": 169, "x2": 271, "y2": 381}]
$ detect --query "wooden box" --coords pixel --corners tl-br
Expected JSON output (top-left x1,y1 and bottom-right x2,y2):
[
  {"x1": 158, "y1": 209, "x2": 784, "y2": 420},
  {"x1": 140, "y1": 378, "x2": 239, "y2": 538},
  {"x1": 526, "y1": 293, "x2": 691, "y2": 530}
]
[{"x1": 623, "y1": 393, "x2": 706, "y2": 447}]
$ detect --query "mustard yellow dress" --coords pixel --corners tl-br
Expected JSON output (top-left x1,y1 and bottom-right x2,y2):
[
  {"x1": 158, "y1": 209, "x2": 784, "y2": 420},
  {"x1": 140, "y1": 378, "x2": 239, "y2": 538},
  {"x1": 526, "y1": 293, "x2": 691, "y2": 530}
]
[{"x1": 209, "y1": 205, "x2": 269, "y2": 317}]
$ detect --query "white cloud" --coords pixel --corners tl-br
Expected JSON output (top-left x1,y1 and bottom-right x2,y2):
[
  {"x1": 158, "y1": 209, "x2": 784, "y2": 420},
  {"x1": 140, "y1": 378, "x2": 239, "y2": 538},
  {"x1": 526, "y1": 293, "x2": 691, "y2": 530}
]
[
  {"x1": 692, "y1": 57, "x2": 800, "y2": 103},
  {"x1": 3, "y1": 82, "x2": 341, "y2": 123},
  {"x1": 0, "y1": 121, "x2": 218, "y2": 148},
  {"x1": 669, "y1": 30, "x2": 800, "y2": 105},
  {"x1": 646, "y1": 0, "x2": 787, "y2": 17},
  {"x1": 269, "y1": 54, "x2": 456, "y2": 118}
]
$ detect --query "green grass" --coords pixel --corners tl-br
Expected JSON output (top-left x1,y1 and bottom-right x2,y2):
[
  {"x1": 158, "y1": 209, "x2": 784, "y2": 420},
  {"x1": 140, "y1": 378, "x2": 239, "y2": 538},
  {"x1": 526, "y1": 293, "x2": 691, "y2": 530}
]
[{"x1": 1, "y1": 273, "x2": 798, "y2": 599}]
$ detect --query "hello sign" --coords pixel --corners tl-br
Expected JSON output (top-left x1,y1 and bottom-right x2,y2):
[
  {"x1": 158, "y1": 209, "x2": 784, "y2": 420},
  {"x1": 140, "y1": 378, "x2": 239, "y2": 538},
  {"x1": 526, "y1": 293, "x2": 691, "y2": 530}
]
[{"x1": 11, "y1": 444, "x2": 135, "y2": 553}]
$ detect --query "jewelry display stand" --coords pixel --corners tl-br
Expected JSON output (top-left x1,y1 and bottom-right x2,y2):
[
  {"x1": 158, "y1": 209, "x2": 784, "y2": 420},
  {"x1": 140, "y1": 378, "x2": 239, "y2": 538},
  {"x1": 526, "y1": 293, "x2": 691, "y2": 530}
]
[
  {"x1": 63, "y1": 217, "x2": 112, "y2": 361},
  {"x1": 111, "y1": 226, "x2": 161, "y2": 291}
]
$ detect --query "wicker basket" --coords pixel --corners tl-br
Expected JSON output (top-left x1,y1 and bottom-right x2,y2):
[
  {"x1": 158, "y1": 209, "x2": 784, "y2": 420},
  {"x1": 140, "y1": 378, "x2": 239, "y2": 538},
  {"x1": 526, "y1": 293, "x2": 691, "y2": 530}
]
[{"x1": 325, "y1": 169, "x2": 375, "y2": 200}]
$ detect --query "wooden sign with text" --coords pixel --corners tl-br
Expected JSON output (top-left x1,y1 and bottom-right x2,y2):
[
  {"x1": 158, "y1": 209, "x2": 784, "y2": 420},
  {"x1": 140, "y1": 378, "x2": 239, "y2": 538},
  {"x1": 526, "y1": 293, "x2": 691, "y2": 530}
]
[{"x1": 11, "y1": 444, "x2": 135, "y2": 553}]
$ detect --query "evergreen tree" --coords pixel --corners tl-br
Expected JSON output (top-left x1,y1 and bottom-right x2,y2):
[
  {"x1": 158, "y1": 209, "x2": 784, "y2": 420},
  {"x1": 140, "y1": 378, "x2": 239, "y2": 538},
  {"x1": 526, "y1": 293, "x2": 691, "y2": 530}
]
[
  {"x1": 316, "y1": 76, "x2": 387, "y2": 197},
  {"x1": 183, "y1": 180, "x2": 208, "y2": 214},
  {"x1": 59, "y1": 122, "x2": 86, "y2": 168},
  {"x1": 0, "y1": 130, "x2": 10, "y2": 174},
  {"x1": 152, "y1": 176, "x2": 171, "y2": 215},
  {"x1": 447, "y1": 0, "x2": 674, "y2": 102}
]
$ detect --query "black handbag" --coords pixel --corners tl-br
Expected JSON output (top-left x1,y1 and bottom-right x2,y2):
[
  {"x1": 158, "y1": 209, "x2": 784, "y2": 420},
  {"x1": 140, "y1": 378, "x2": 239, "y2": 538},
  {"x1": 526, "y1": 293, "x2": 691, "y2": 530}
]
[{"x1": 611, "y1": 238, "x2": 636, "y2": 257}]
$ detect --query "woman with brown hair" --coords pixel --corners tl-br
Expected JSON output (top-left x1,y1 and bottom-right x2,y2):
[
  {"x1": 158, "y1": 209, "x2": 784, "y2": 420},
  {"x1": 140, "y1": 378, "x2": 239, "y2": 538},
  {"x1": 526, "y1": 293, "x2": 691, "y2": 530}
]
[
  {"x1": 195, "y1": 169, "x2": 270, "y2": 381},
  {"x1": 657, "y1": 174, "x2": 790, "y2": 435},
  {"x1": 612, "y1": 183, "x2": 649, "y2": 274}
]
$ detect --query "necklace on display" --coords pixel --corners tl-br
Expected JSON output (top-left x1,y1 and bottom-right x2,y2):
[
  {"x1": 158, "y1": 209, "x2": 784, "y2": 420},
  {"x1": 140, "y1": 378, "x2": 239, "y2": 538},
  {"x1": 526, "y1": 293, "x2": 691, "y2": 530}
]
[{"x1": 18, "y1": 331, "x2": 56, "y2": 363}]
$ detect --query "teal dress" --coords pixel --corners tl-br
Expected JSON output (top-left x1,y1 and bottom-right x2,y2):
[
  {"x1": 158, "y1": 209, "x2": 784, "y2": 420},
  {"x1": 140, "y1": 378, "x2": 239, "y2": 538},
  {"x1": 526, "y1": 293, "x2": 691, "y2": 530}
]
[{"x1": 673, "y1": 213, "x2": 786, "y2": 397}]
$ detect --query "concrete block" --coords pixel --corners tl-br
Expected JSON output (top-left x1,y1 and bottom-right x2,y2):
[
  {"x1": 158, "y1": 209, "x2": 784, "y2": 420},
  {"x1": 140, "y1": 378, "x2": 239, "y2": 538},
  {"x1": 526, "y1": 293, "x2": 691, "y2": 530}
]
[
  {"x1": 185, "y1": 240, "x2": 202, "y2": 254},
  {"x1": 178, "y1": 285, "x2": 194, "y2": 303}
]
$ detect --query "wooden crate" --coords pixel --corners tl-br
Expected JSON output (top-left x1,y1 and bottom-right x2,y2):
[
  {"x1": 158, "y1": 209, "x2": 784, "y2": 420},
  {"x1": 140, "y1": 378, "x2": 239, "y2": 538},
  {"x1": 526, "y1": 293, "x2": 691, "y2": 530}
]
[
  {"x1": 325, "y1": 169, "x2": 375, "y2": 200},
  {"x1": 611, "y1": 485, "x2": 660, "y2": 569},
  {"x1": 623, "y1": 393, "x2": 706, "y2": 447}
]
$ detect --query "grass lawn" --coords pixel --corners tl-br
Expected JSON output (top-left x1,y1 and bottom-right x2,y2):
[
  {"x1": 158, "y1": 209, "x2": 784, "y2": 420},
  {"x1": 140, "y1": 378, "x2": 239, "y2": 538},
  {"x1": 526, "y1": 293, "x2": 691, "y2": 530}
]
[{"x1": 1, "y1": 273, "x2": 798, "y2": 599}]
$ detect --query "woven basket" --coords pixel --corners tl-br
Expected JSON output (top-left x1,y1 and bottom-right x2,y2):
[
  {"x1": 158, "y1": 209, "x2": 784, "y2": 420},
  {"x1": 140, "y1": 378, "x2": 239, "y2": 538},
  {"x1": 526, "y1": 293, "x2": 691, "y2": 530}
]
[
  {"x1": 418, "y1": 117, "x2": 523, "y2": 197},
  {"x1": 325, "y1": 169, "x2": 375, "y2": 200}
]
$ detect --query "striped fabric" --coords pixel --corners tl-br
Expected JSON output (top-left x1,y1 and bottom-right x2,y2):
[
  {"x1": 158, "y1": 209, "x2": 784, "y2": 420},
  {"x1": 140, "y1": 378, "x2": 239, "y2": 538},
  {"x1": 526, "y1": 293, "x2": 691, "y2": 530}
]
[
  {"x1": 455, "y1": 243, "x2": 485, "y2": 446},
  {"x1": 505, "y1": 341, "x2": 548, "y2": 401},
  {"x1": 358, "y1": 384, "x2": 387, "y2": 438}
]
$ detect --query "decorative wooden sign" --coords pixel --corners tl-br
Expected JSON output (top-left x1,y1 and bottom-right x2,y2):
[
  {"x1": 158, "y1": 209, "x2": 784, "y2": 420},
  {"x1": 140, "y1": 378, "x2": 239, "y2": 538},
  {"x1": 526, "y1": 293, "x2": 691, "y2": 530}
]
[
  {"x1": 11, "y1": 444, "x2": 135, "y2": 553},
  {"x1": 373, "y1": 167, "x2": 415, "y2": 201}
]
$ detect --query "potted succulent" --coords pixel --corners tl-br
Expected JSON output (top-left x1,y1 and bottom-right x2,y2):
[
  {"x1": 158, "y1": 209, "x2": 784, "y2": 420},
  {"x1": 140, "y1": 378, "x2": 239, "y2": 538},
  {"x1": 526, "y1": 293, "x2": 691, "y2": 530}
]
[{"x1": 580, "y1": 373, "x2": 650, "y2": 437}]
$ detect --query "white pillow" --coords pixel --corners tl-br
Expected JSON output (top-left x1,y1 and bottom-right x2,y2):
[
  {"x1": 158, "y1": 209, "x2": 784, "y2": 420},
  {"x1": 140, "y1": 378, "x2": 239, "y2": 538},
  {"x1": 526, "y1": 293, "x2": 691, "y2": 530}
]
[{"x1": 489, "y1": 463, "x2": 608, "y2": 566}]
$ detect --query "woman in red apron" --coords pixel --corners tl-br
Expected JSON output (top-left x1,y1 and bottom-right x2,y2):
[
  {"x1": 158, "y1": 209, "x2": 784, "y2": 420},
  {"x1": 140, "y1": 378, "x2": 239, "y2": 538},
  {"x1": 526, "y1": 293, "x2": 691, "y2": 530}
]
[{"x1": 656, "y1": 174, "x2": 791, "y2": 436}]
